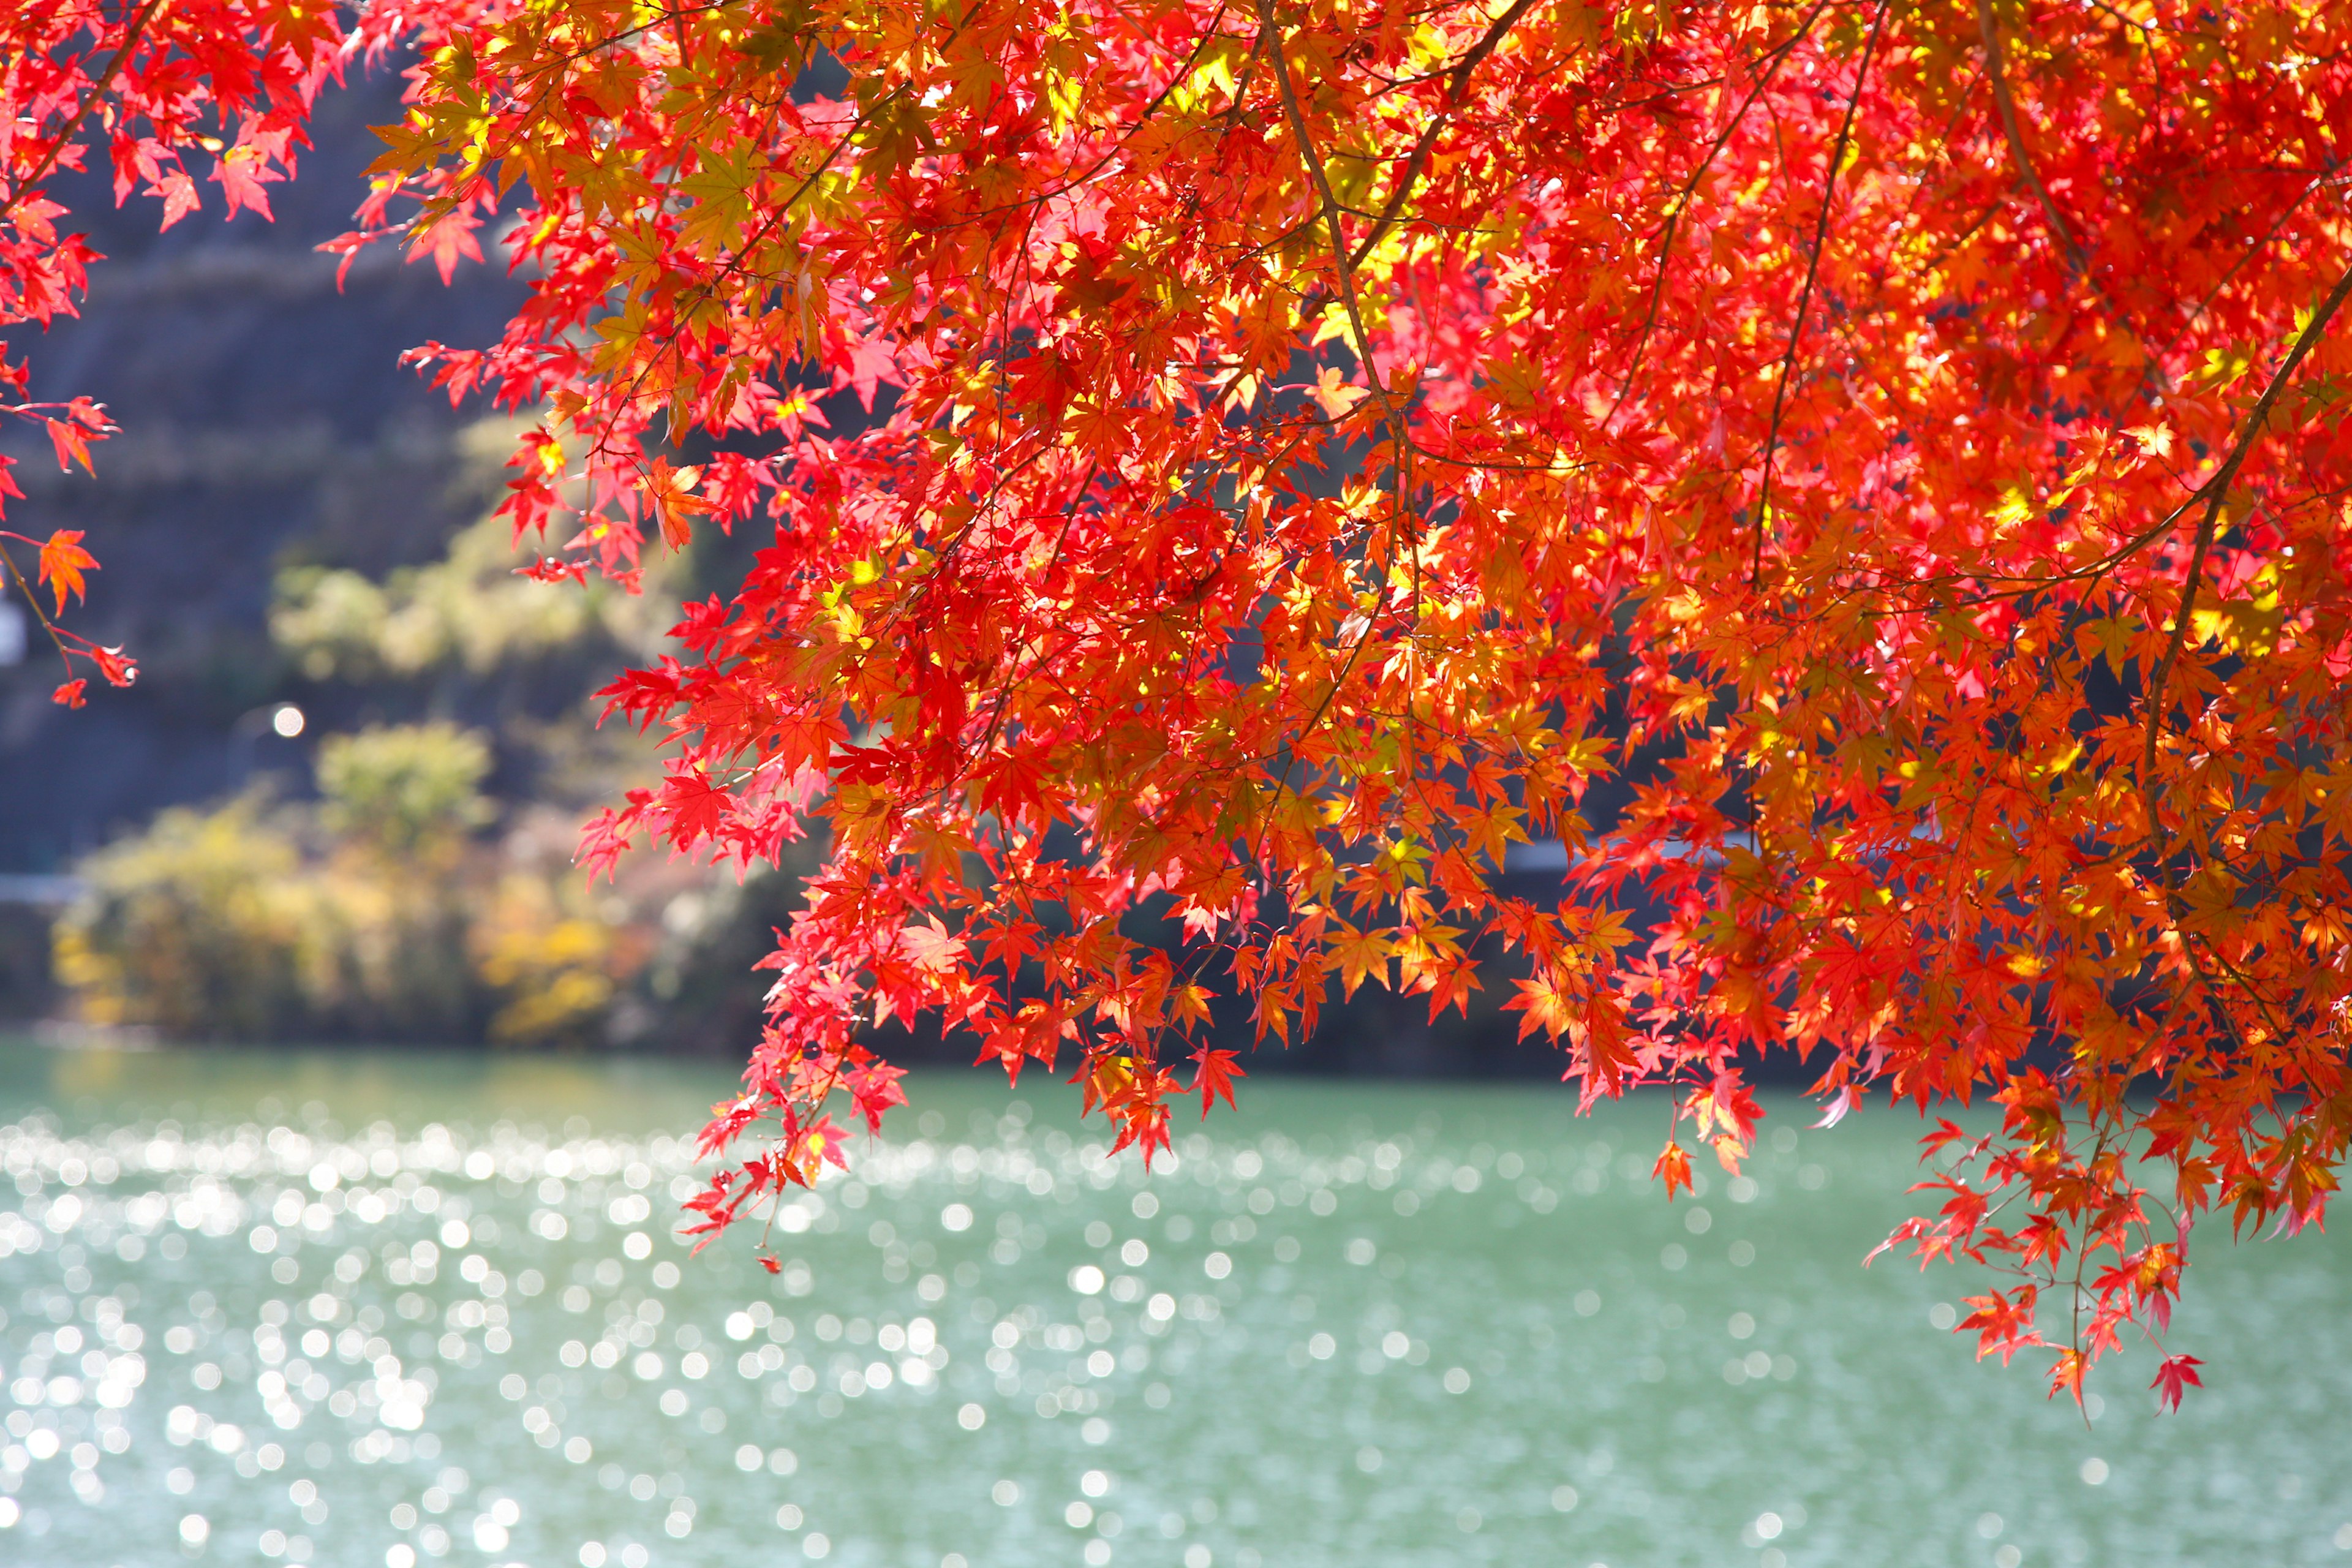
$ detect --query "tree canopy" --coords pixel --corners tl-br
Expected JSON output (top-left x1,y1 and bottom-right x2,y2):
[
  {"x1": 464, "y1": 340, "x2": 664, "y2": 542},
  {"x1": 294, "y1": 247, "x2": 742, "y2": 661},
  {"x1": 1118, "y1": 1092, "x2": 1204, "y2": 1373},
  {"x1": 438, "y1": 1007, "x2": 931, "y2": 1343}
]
[{"x1": 6, "y1": 0, "x2": 2352, "y2": 1406}]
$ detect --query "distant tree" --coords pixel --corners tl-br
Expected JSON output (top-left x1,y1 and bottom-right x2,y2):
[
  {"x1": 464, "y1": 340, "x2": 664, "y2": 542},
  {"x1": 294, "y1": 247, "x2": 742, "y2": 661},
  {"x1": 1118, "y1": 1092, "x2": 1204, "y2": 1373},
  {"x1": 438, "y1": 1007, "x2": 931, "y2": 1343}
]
[{"x1": 8, "y1": 0, "x2": 2352, "y2": 1405}]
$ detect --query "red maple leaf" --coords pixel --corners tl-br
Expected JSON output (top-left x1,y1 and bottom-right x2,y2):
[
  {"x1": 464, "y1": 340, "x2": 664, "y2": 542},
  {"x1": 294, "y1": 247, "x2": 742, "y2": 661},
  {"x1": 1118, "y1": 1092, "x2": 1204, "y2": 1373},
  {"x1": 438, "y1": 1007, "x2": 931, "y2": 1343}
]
[
  {"x1": 92, "y1": 644, "x2": 137, "y2": 687},
  {"x1": 845, "y1": 1060, "x2": 908, "y2": 1134},
  {"x1": 658, "y1": 771, "x2": 731, "y2": 851},
  {"x1": 1189, "y1": 1047, "x2": 1244, "y2": 1118},
  {"x1": 45, "y1": 418, "x2": 92, "y2": 475},
  {"x1": 2151, "y1": 1353, "x2": 2204, "y2": 1412}
]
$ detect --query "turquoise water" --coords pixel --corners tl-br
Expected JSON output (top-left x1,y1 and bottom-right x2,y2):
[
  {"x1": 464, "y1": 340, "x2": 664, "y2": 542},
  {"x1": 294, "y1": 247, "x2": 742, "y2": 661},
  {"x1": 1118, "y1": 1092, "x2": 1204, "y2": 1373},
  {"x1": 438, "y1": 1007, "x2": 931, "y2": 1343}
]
[{"x1": 0, "y1": 1038, "x2": 2346, "y2": 1568}]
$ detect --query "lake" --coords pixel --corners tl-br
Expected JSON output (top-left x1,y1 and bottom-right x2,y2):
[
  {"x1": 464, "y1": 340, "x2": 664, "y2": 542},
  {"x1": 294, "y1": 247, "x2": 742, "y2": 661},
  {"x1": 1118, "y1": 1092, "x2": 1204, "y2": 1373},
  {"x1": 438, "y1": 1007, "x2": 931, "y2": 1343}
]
[{"x1": 0, "y1": 1037, "x2": 2346, "y2": 1568}]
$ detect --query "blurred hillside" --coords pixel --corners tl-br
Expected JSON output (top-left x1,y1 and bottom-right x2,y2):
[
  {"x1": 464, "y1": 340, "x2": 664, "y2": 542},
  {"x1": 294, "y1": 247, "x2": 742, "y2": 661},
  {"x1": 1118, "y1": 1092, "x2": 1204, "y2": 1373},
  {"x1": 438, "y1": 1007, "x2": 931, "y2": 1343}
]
[
  {"x1": 0, "y1": 68, "x2": 806, "y2": 1045},
  {"x1": 0, "y1": 71, "x2": 522, "y2": 872}
]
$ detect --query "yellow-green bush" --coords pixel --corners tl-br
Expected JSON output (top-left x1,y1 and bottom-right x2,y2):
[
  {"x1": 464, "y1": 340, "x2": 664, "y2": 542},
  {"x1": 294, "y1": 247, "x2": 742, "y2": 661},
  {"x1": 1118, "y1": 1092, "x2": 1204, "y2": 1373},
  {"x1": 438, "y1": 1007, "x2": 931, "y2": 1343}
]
[
  {"x1": 271, "y1": 497, "x2": 669, "y2": 683},
  {"x1": 54, "y1": 797, "x2": 314, "y2": 1041},
  {"x1": 316, "y1": 722, "x2": 494, "y2": 854},
  {"x1": 54, "y1": 726, "x2": 649, "y2": 1047},
  {"x1": 471, "y1": 872, "x2": 624, "y2": 1048}
]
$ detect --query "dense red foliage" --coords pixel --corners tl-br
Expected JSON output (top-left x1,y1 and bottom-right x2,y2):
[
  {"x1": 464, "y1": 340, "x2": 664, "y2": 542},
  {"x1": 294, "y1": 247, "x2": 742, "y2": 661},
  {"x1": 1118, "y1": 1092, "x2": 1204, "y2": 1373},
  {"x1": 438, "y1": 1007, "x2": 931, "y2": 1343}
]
[{"x1": 9, "y1": 0, "x2": 2352, "y2": 1405}]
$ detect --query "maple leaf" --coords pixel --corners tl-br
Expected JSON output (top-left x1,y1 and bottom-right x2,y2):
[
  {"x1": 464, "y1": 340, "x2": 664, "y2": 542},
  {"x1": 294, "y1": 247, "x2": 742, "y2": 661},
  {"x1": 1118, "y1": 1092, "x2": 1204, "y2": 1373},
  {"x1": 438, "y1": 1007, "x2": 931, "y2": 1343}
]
[
  {"x1": 1324, "y1": 921, "x2": 1392, "y2": 997},
  {"x1": 901, "y1": 916, "x2": 967, "y2": 974},
  {"x1": 156, "y1": 168, "x2": 201, "y2": 230},
  {"x1": 1811, "y1": 1087, "x2": 1859, "y2": 1129},
  {"x1": 412, "y1": 207, "x2": 485, "y2": 285},
  {"x1": 1306, "y1": 364, "x2": 1372, "y2": 419},
  {"x1": 2046, "y1": 1349, "x2": 2089, "y2": 1406},
  {"x1": 658, "y1": 771, "x2": 731, "y2": 851},
  {"x1": 1687, "y1": 1071, "x2": 1763, "y2": 1159},
  {"x1": 2150, "y1": 1353, "x2": 2204, "y2": 1412},
  {"x1": 797, "y1": 1115, "x2": 850, "y2": 1174},
  {"x1": 36, "y1": 530, "x2": 97, "y2": 614},
  {"x1": 211, "y1": 146, "x2": 278, "y2": 222},
  {"x1": 1959, "y1": 1287, "x2": 2045, "y2": 1366},
  {"x1": 842, "y1": 336, "x2": 899, "y2": 413},
  {"x1": 1189, "y1": 1047, "x2": 1244, "y2": 1118},
  {"x1": 1503, "y1": 972, "x2": 1574, "y2": 1041},
  {"x1": 845, "y1": 1060, "x2": 909, "y2": 1133},
  {"x1": 92, "y1": 644, "x2": 137, "y2": 688},
  {"x1": 45, "y1": 418, "x2": 93, "y2": 475},
  {"x1": 644, "y1": 461, "x2": 709, "y2": 551},
  {"x1": 1653, "y1": 1141, "x2": 1693, "y2": 1201}
]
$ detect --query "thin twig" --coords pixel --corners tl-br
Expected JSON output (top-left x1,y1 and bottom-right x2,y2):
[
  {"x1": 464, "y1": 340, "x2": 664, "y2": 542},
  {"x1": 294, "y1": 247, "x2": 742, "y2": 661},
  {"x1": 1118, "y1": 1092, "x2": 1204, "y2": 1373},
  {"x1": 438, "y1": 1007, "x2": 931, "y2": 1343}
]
[
  {"x1": 1342, "y1": 0, "x2": 1540, "y2": 271},
  {"x1": 1605, "y1": 0, "x2": 1837, "y2": 429},
  {"x1": 1254, "y1": 0, "x2": 1403, "y2": 449},
  {"x1": 1977, "y1": 0, "x2": 2162, "y2": 386},
  {"x1": 1977, "y1": 0, "x2": 2086, "y2": 271},
  {"x1": 1, "y1": 0, "x2": 166, "y2": 219},
  {"x1": 1253, "y1": 0, "x2": 1433, "y2": 870},
  {"x1": 0, "y1": 540, "x2": 79, "y2": 676},
  {"x1": 1750, "y1": 0, "x2": 1889, "y2": 587}
]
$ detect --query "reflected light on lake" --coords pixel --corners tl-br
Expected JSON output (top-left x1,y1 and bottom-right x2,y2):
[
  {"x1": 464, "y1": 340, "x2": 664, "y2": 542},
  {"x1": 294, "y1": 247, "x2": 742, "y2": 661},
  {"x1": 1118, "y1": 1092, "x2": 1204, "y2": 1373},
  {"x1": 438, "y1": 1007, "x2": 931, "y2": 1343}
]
[{"x1": 0, "y1": 1038, "x2": 2347, "y2": 1568}]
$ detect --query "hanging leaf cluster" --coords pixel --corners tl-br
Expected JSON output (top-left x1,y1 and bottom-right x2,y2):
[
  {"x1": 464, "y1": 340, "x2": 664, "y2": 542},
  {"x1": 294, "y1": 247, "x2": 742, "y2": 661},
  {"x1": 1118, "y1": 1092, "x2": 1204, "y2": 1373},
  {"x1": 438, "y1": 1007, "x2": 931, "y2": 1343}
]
[{"x1": 9, "y1": 0, "x2": 2352, "y2": 1403}]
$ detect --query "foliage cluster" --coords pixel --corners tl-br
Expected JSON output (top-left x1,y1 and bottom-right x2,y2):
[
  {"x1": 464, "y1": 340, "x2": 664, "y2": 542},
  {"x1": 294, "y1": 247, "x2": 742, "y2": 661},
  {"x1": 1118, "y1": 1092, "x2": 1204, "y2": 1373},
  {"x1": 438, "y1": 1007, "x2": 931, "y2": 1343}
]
[{"x1": 7, "y1": 0, "x2": 2352, "y2": 1405}]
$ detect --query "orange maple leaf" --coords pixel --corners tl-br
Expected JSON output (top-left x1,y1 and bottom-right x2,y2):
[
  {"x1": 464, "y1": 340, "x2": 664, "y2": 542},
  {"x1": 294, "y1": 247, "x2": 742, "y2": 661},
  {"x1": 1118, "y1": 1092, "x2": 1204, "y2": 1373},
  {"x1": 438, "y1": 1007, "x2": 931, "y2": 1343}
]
[
  {"x1": 36, "y1": 529, "x2": 97, "y2": 614},
  {"x1": 45, "y1": 417, "x2": 93, "y2": 475},
  {"x1": 1653, "y1": 1140, "x2": 1693, "y2": 1201},
  {"x1": 645, "y1": 461, "x2": 709, "y2": 550},
  {"x1": 1324, "y1": 920, "x2": 1392, "y2": 997}
]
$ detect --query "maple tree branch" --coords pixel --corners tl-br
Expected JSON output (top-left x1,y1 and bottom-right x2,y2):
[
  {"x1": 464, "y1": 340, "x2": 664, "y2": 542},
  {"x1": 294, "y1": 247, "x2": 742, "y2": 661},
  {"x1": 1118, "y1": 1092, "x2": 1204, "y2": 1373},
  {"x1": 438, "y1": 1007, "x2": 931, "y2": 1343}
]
[
  {"x1": 1255, "y1": 0, "x2": 1430, "y2": 840},
  {"x1": 1, "y1": 0, "x2": 165, "y2": 219},
  {"x1": 1341, "y1": 0, "x2": 1539, "y2": 271},
  {"x1": 1976, "y1": 0, "x2": 2086, "y2": 273},
  {"x1": 563, "y1": 91, "x2": 894, "y2": 518},
  {"x1": 1751, "y1": 0, "x2": 1889, "y2": 588},
  {"x1": 2138, "y1": 255, "x2": 2352, "y2": 827},
  {"x1": 1254, "y1": 0, "x2": 1401, "y2": 450},
  {"x1": 927, "y1": 6, "x2": 1243, "y2": 232},
  {"x1": 1605, "y1": 0, "x2": 1836, "y2": 429},
  {"x1": 2189, "y1": 932, "x2": 2291, "y2": 1047},
  {"x1": 2157, "y1": 162, "x2": 2339, "y2": 368},
  {"x1": 2076, "y1": 0, "x2": 2220, "y2": 40},
  {"x1": 1977, "y1": 0, "x2": 2162, "y2": 386}
]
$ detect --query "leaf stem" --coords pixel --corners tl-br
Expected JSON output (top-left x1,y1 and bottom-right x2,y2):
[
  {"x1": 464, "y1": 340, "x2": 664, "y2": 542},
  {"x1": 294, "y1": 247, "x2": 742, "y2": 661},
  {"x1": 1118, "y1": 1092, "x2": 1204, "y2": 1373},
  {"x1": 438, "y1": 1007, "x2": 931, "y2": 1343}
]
[{"x1": 0, "y1": 540, "x2": 80, "y2": 677}]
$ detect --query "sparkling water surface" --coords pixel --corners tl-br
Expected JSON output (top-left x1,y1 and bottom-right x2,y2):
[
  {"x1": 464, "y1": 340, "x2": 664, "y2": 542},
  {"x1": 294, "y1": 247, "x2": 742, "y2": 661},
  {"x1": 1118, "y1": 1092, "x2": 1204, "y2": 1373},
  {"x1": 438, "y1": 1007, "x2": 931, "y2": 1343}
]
[{"x1": 0, "y1": 1037, "x2": 2347, "y2": 1568}]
